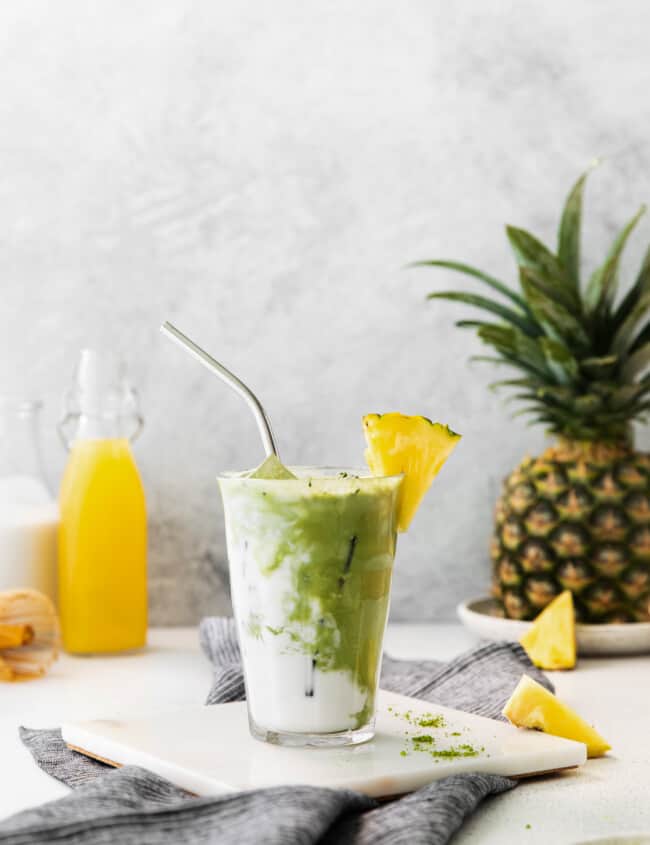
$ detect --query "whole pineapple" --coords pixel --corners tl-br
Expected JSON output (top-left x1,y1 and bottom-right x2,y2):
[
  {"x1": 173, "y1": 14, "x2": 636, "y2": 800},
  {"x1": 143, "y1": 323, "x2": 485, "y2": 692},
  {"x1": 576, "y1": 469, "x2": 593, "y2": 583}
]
[{"x1": 416, "y1": 166, "x2": 650, "y2": 623}]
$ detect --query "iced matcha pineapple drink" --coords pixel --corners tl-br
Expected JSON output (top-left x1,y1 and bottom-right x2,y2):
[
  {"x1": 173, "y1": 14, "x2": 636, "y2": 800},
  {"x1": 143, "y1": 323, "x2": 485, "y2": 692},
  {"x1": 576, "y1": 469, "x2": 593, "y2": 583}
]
[
  {"x1": 219, "y1": 414, "x2": 461, "y2": 747},
  {"x1": 219, "y1": 465, "x2": 402, "y2": 745}
]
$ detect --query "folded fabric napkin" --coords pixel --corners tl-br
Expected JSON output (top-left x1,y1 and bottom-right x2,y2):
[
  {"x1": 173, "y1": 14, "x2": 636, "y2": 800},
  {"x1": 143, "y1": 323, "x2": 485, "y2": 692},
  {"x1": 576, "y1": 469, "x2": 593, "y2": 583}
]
[{"x1": 3, "y1": 618, "x2": 552, "y2": 845}]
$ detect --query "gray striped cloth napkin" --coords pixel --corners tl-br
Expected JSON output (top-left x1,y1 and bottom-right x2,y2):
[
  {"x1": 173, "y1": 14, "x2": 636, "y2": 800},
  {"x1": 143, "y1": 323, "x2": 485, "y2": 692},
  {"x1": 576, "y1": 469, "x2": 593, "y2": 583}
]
[{"x1": 3, "y1": 618, "x2": 552, "y2": 845}]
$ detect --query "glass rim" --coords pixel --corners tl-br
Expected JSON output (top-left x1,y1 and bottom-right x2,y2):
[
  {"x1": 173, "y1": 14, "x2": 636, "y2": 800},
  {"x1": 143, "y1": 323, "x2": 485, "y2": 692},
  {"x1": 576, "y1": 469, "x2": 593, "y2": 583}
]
[{"x1": 217, "y1": 465, "x2": 404, "y2": 482}]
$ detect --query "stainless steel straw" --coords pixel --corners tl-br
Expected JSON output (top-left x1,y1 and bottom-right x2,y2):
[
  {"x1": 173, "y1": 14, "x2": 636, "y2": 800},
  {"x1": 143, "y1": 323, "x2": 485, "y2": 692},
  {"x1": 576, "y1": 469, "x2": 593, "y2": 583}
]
[{"x1": 160, "y1": 321, "x2": 279, "y2": 459}]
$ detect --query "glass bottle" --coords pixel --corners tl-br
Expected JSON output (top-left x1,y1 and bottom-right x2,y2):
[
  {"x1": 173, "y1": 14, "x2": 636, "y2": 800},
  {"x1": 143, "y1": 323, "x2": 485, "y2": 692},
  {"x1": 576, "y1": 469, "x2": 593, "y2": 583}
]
[
  {"x1": 0, "y1": 398, "x2": 58, "y2": 601},
  {"x1": 58, "y1": 350, "x2": 147, "y2": 653}
]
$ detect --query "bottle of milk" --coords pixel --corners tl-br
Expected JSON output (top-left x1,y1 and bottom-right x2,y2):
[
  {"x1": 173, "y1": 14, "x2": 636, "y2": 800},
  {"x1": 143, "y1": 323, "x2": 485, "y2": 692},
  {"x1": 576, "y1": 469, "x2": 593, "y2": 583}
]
[{"x1": 0, "y1": 399, "x2": 58, "y2": 603}]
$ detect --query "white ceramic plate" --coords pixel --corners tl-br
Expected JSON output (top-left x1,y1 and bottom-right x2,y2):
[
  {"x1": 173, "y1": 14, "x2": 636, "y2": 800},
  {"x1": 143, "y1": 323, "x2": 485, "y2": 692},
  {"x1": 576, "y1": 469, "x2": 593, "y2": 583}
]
[{"x1": 457, "y1": 596, "x2": 650, "y2": 656}]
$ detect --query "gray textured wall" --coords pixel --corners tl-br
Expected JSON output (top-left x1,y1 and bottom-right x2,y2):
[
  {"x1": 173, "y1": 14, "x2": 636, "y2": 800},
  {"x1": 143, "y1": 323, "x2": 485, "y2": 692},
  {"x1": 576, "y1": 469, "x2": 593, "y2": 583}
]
[{"x1": 3, "y1": 1, "x2": 650, "y2": 624}]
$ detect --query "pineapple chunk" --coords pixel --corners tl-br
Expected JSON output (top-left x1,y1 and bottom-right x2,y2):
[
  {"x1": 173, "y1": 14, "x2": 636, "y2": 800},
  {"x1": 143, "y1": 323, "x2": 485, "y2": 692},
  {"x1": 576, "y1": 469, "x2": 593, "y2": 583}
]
[
  {"x1": 362, "y1": 413, "x2": 461, "y2": 531},
  {"x1": 503, "y1": 675, "x2": 611, "y2": 758},
  {"x1": 520, "y1": 590, "x2": 576, "y2": 670}
]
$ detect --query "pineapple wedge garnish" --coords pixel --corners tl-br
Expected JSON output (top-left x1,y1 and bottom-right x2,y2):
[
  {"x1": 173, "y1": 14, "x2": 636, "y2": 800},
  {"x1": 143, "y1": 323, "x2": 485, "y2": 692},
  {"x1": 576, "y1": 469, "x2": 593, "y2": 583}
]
[
  {"x1": 503, "y1": 675, "x2": 610, "y2": 758},
  {"x1": 520, "y1": 590, "x2": 576, "y2": 670},
  {"x1": 362, "y1": 413, "x2": 461, "y2": 531}
]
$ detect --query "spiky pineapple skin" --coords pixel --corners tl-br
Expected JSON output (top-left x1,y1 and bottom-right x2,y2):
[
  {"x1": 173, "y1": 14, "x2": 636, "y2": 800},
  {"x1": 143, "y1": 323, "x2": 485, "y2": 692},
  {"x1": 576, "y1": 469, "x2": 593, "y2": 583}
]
[{"x1": 492, "y1": 441, "x2": 650, "y2": 623}]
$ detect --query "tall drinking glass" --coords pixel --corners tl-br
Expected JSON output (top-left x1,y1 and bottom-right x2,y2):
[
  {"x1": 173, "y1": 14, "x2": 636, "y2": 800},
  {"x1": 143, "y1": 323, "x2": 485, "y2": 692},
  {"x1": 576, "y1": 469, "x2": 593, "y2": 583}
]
[{"x1": 218, "y1": 467, "x2": 402, "y2": 747}]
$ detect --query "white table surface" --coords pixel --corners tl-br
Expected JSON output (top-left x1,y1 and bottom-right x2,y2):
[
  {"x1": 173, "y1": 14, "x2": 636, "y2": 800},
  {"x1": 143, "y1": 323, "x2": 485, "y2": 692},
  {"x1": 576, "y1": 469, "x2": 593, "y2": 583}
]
[{"x1": 1, "y1": 624, "x2": 649, "y2": 844}]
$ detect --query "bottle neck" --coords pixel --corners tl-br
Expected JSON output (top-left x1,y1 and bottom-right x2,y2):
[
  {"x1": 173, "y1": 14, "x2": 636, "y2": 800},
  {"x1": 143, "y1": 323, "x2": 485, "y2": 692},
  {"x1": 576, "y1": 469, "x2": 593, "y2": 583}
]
[
  {"x1": 74, "y1": 413, "x2": 125, "y2": 442},
  {"x1": 0, "y1": 401, "x2": 49, "y2": 486},
  {"x1": 59, "y1": 351, "x2": 144, "y2": 449}
]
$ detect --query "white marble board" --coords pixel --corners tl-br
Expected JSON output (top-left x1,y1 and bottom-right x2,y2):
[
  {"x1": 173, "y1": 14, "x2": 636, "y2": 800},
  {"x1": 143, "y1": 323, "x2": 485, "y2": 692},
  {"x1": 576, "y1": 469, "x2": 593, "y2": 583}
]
[{"x1": 62, "y1": 689, "x2": 586, "y2": 799}]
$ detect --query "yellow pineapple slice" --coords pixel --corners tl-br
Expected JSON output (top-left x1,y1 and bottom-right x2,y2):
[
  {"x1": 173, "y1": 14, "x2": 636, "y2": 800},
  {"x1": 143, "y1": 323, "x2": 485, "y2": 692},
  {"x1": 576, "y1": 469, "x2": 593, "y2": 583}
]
[
  {"x1": 520, "y1": 590, "x2": 576, "y2": 670},
  {"x1": 503, "y1": 675, "x2": 610, "y2": 758},
  {"x1": 362, "y1": 413, "x2": 461, "y2": 531}
]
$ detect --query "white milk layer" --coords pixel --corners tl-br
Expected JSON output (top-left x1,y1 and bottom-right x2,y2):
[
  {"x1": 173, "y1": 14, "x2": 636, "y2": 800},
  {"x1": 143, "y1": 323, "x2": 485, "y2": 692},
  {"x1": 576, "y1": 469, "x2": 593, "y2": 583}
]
[
  {"x1": 0, "y1": 476, "x2": 59, "y2": 603},
  {"x1": 228, "y1": 532, "x2": 369, "y2": 733}
]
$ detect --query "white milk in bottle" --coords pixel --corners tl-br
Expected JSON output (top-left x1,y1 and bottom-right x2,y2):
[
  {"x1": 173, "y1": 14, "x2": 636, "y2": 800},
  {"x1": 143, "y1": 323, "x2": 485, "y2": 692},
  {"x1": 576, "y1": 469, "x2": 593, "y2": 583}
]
[
  {"x1": 0, "y1": 400, "x2": 59, "y2": 603},
  {"x1": 0, "y1": 476, "x2": 58, "y2": 601}
]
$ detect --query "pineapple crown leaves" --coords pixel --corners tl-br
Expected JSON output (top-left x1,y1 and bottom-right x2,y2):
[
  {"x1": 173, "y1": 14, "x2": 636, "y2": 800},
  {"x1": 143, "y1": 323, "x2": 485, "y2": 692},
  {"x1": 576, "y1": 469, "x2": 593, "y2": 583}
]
[{"x1": 411, "y1": 165, "x2": 650, "y2": 443}]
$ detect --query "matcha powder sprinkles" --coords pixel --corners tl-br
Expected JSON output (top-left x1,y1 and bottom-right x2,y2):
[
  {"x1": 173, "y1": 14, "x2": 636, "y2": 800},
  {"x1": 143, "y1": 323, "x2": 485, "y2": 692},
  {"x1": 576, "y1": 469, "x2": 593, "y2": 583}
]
[{"x1": 387, "y1": 707, "x2": 485, "y2": 760}]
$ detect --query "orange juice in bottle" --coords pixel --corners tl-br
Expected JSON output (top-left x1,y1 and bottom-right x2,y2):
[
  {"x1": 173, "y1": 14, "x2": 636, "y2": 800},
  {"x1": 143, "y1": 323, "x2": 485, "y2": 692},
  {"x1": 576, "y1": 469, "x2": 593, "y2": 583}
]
[{"x1": 58, "y1": 350, "x2": 147, "y2": 653}]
